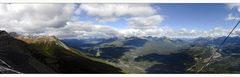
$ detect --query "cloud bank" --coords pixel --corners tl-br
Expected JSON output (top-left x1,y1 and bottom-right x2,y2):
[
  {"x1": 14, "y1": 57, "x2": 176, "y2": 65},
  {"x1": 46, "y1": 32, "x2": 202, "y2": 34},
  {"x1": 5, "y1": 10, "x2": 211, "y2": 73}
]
[{"x1": 0, "y1": 3, "x2": 239, "y2": 39}]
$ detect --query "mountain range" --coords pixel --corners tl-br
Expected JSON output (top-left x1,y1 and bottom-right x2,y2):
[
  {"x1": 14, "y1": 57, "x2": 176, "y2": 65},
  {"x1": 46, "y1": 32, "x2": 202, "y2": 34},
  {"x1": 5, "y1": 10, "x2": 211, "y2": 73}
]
[
  {"x1": 1, "y1": 30, "x2": 240, "y2": 73},
  {"x1": 62, "y1": 36, "x2": 240, "y2": 73}
]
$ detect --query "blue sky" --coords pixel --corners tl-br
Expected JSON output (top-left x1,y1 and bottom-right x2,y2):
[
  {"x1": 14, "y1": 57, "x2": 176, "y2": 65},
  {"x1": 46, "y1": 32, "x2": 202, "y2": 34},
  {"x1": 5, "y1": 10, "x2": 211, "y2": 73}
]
[{"x1": 78, "y1": 3, "x2": 239, "y2": 30}]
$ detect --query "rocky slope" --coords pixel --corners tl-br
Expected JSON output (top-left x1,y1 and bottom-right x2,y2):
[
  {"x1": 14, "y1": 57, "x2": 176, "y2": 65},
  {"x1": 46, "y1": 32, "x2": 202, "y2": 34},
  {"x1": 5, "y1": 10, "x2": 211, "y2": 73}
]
[
  {"x1": 0, "y1": 30, "x2": 55, "y2": 73},
  {"x1": 0, "y1": 30, "x2": 123, "y2": 73}
]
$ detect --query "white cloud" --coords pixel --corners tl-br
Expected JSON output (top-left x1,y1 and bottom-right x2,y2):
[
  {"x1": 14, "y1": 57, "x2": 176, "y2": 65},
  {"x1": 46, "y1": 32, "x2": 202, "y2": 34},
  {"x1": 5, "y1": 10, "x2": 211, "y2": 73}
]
[
  {"x1": 119, "y1": 27, "x2": 234, "y2": 38},
  {"x1": 0, "y1": 4, "x2": 237, "y2": 39},
  {"x1": 127, "y1": 15, "x2": 164, "y2": 29},
  {"x1": 41, "y1": 21, "x2": 121, "y2": 39},
  {"x1": 226, "y1": 4, "x2": 240, "y2": 21},
  {"x1": 74, "y1": 5, "x2": 81, "y2": 15},
  {"x1": 80, "y1": 4, "x2": 157, "y2": 22},
  {"x1": 225, "y1": 13, "x2": 240, "y2": 21},
  {"x1": 120, "y1": 27, "x2": 169, "y2": 37},
  {"x1": 0, "y1": 4, "x2": 76, "y2": 33}
]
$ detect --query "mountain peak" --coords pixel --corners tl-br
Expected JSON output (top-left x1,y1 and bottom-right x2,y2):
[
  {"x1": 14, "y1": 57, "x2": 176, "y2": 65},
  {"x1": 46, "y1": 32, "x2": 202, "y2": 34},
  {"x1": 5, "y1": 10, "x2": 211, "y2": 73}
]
[{"x1": 0, "y1": 30, "x2": 10, "y2": 37}]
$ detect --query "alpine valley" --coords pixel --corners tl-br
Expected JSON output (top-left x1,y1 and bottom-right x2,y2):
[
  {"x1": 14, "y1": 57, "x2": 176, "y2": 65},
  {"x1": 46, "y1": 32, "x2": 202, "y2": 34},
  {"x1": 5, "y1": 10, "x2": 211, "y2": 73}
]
[
  {"x1": 1, "y1": 30, "x2": 240, "y2": 73},
  {"x1": 62, "y1": 36, "x2": 240, "y2": 73}
]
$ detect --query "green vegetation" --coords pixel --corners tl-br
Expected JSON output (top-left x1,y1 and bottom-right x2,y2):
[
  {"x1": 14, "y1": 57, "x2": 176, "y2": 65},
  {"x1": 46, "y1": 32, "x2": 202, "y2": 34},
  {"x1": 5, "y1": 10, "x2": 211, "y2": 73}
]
[
  {"x1": 95, "y1": 50, "x2": 103, "y2": 56},
  {"x1": 26, "y1": 38, "x2": 123, "y2": 73}
]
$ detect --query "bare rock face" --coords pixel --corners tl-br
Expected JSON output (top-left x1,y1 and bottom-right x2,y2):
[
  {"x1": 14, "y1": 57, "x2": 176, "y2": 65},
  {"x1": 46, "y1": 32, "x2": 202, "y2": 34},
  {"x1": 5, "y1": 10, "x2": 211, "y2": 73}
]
[{"x1": 0, "y1": 31, "x2": 20, "y2": 73}]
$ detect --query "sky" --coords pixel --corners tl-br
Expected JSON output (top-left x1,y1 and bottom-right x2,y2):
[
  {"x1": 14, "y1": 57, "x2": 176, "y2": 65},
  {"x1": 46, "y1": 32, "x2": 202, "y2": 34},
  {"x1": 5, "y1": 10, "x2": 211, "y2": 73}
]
[{"x1": 0, "y1": 3, "x2": 240, "y2": 39}]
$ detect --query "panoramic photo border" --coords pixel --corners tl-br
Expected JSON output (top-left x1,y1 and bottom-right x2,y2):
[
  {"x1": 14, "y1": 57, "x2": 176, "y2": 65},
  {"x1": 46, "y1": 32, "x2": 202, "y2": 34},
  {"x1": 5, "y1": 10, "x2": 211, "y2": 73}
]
[
  {"x1": 0, "y1": 0, "x2": 239, "y2": 3},
  {"x1": 0, "y1": 0, "x2": 240, "y2": 77}
]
